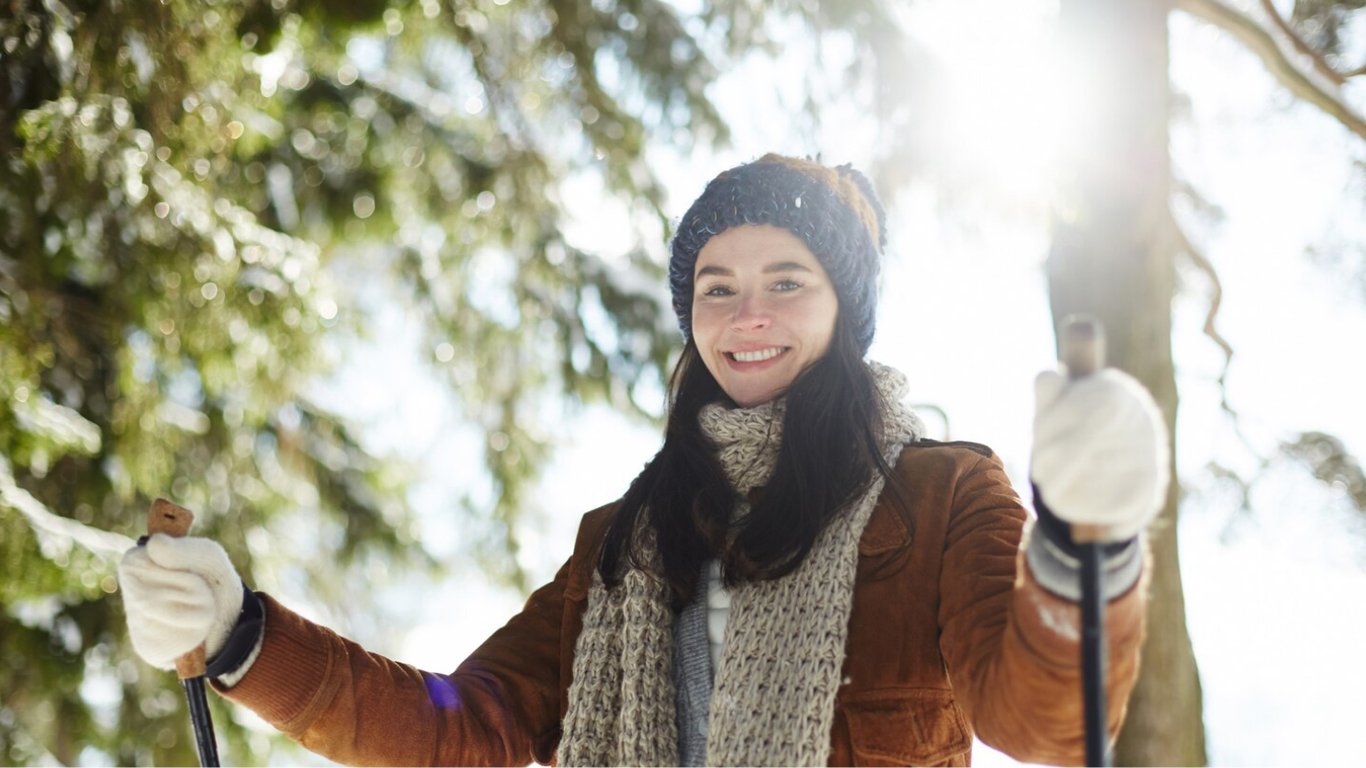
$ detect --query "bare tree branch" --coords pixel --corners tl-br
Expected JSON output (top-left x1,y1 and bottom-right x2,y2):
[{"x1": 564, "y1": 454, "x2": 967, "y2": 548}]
[
  {"x1": 1167, "y1": 206, "x2": 1283, "y2": 475},
  {"x1": 1170, "y1": 209, "x2": 1235, "y2": 409},
  {"x1": 1258, "y1": 0, "x2": 1346, "y2": 85},
  {"x1": 1177, "y1": 0, "x2": 1366, "y2": 142}
]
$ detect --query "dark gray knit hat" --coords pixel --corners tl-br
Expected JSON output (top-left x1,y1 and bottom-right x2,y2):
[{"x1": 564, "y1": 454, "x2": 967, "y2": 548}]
[{"x1": 669, "y1": 154, "x2": 887, "y2": 353}]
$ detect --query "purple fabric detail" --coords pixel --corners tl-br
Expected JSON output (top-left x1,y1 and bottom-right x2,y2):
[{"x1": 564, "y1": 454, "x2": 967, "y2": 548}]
[{"x1": 423, "y1": 672, "x2": 463, "y2": 711}]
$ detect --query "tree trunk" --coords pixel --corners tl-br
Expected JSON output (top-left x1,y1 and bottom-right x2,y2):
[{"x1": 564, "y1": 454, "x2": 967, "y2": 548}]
[{"x1": 1049, "y1": 1, "x2": 1208, "y2": 765}]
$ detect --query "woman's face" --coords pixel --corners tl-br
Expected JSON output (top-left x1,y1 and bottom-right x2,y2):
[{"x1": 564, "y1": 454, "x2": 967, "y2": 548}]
[{"x1": 692, "y1": 224, "x2": 839, "y2": 407}]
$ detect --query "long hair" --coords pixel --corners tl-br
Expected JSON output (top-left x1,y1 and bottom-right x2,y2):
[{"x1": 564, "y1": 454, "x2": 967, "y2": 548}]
[{"x1": 597, "y1": 310, "x2": 897, "y2": 606}]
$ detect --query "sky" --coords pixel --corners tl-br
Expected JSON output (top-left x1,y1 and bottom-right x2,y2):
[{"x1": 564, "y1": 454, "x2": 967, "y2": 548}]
[{"x1": 285, "y1": 2, "x2": 1366, "y2": 765}]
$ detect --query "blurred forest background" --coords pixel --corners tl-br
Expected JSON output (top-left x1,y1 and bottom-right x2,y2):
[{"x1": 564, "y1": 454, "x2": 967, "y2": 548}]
[{"x1": 2, "y1": 0, "x2": 1364, "y2": 765}]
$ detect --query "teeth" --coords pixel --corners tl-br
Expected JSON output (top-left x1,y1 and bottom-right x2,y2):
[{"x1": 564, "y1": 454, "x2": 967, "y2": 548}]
[{"x1": 732, "y1": 347, "x2": 785, "y2": 363}]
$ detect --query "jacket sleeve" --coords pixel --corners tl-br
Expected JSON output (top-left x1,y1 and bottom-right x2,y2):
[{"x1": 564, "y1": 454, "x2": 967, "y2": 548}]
[
  {"x1": 936, "y1": 451, "x2": 1147, "y2": 766},
  {"x1": 213, "y1": 557, "x2": 573, "y2": 767}
]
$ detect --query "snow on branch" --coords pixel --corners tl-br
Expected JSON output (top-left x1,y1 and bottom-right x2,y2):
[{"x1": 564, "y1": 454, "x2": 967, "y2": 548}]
[{"x1": 0, "y1": 457, "x2": 135, "y2": 559}]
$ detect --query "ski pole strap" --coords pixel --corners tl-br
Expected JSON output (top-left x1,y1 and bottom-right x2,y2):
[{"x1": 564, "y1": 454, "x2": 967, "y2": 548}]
[
  {"x1": 1026, "y1": 489, "x2": 1143, "y2": 603},
  {"x1": 205, "y1": 584, "x2": 266, "y2": 679},
  {"x1": 1031, "y1": 496, "x2": 1133, "y2": 560}
]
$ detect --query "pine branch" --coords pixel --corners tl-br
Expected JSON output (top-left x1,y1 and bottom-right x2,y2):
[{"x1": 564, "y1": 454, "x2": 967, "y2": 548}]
[
  {"x1": 1176, "y1": 0, "x2": 1366, "y2": 142},
  {"x1": 1282, "y1": 431, "x2": 1366, "y2": 513}
]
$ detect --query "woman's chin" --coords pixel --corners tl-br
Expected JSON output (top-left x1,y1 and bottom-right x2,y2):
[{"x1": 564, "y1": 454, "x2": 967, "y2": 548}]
[{"x1": 724, "y1": 384, "x2": 784, "y2": 408}]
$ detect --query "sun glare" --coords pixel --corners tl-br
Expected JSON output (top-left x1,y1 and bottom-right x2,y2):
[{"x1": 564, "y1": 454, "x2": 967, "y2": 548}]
[{"x1": 899, "y1": 1, "x2": 1087, "y2": 212}]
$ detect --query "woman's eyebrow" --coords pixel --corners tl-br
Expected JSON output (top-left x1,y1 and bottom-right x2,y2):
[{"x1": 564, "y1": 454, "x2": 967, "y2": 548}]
[
  {"x1": 761, "y1": 261, "x2": 814, "y2": 274},
  {"x1": 696, "y1": 261, "x2": 814, "y2": 278}
]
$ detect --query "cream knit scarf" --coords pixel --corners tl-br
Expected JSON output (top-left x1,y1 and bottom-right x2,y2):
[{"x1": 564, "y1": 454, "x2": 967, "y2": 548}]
[{"x1": 559, "y1": 362, "x2": 924, "y2": 767}]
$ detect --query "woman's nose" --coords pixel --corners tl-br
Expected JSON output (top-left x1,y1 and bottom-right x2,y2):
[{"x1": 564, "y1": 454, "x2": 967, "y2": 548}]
[{"x1": 731, "y1": 294, "x2": 771, "y2": 331}]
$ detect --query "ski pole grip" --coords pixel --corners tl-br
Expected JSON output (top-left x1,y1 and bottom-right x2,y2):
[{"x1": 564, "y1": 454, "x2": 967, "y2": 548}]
[
  {"x1": 1058, "y1": 315, "x2": 1109, "y2": 544},
  {"x1": 1060, "y1": 315, "x2": 1104, "y2": 380},
  {"x1": 147, "y1": 498, "x2": 209, "y2": 680}
]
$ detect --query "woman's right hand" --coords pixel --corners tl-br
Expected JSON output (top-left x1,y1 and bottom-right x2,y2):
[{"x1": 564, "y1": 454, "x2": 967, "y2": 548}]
[{"x1": 117, "y1": 534, "x2": 244, "y2": 671}]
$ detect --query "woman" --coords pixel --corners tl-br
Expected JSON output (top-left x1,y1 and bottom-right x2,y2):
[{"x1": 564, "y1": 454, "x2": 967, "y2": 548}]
[{"x1": 119, "y1": 154, "x2": 1165, "y2": 766}]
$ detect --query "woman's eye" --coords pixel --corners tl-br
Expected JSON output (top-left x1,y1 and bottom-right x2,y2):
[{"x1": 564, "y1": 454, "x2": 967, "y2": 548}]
[
  {"x1": 773, "y1": 279, "x2": 802, "y2": 292},
  {"x1": 702, "y1": 285, "x2": 734, "y2": 297}
]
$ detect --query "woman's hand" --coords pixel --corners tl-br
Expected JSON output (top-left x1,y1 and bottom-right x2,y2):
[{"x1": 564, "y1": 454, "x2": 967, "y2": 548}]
[
  {"x1": 117, "y1": 534, "x2": 244, "y2": 670},
  {"x1": 1030, "y1": 368, "x2": 1170, "y2": 542}
]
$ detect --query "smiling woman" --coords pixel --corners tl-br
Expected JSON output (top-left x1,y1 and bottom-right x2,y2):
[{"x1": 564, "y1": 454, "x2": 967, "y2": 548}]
[
  {"x1": 117, "y1": 153, "x2": 1167, "y2": 768},
  {"x1": 690, "y1": 225, "x2": 840, "y2": 407}
]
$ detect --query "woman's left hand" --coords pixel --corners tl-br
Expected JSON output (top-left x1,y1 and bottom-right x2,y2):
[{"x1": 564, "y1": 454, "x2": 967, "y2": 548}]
[{"x1": 1030, "y1": 368, "x2": 1170, "y2": 542}]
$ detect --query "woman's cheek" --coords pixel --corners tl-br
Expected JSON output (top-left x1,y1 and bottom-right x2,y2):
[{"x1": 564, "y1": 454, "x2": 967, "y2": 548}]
[{"x1": 691, "y1": 303, "x2": 723, "y2": 334}]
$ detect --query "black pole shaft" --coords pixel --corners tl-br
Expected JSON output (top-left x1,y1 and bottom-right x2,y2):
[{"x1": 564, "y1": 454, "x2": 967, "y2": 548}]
[
  {"x1": 1080, "y1": 542, "x2": 1109, "y2": 767},
  {"x1": 182, "y1": 677, "x2": 221, "y2": 767}
]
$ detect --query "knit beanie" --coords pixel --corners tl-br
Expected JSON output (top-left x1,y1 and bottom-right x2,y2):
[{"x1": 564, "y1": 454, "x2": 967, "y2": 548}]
[{"x1": 669, "y1": 153, "x2": 887, "y2": 353}]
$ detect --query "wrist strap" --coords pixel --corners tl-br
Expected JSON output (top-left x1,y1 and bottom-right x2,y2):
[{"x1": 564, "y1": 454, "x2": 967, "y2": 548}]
[
  {"x1": 1031, "y1": 482, "x2": 1134, "y2": 558},
  {"x1": 1028, "y1": 483, "x2": 1144, "y2": 601},
  {"x1": 205, "y1": 583, "x2": 264, "y2": 679}
]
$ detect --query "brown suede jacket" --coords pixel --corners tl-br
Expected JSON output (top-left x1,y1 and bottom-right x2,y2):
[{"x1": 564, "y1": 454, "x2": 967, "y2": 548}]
[{"x1": 218, "y1": 441, "x2": 1145, "y2": 766}]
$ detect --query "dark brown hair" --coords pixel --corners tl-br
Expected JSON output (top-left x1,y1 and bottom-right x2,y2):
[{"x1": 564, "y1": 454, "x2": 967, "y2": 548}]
[{"x1": 597, "y1": 309, "x2": 897, "y2": 606}]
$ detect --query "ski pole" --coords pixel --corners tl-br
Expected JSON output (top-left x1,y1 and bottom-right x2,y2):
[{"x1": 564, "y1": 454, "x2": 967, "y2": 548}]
[
  {"x1": 1059, "y1": 315, "x2": 1109, "y2": 767},
  {"x1": 145, "y1": 498, "x2": 222, "y2": 767}
]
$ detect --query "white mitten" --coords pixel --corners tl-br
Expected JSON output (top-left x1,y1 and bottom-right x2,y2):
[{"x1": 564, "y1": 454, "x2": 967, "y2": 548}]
[
  {"x1": 1031, "y1": 368, "x2": 1170, "y2": 541},
  {"x1": 117, "y1": 534, "x2": 244, "y2": 671}
]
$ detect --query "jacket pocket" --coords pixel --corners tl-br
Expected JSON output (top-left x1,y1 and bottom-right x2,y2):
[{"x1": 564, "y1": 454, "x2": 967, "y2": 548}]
[{"x1": 840, "y1": 688, "x2": 971, "y2": 766}]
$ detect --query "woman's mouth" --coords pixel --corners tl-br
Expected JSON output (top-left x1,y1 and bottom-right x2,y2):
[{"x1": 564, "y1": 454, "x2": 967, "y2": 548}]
[{"x1": 726, "y1": 346, "x2": 789, "y2": 363}]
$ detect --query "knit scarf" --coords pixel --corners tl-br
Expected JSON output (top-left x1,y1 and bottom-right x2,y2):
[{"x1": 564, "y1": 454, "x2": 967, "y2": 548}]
[{"x1": 558, "y1": 362, "x2": 924, "y2": 767}]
